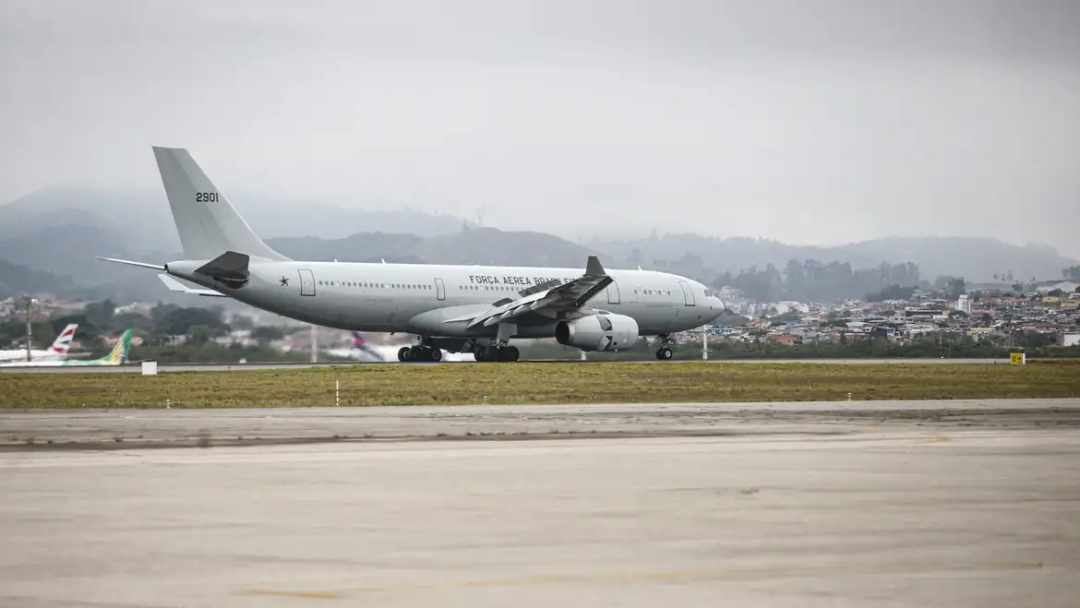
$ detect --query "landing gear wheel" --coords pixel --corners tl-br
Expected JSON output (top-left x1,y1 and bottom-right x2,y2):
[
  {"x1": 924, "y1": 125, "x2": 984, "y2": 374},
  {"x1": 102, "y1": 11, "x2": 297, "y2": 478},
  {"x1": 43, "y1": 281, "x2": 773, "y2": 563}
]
[
  {"x1": 505, "y1": 345, "x2": 520, "y2": 362},
  {"x1": 409, "y1": 346, "x2": 438, "y2": 362},
  {"x1": 398, "y1": 346, "x2": 411, "y2": 362},
  {"x1": 656, "y1": 347, "x2": 673, "y2": 360}
]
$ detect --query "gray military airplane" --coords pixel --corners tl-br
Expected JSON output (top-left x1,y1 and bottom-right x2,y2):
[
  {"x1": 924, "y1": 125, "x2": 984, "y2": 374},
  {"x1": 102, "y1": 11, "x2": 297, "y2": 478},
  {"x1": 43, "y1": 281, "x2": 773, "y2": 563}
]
[{"x1": 101, "y1": 147, "x2": 724, "y2": 362}]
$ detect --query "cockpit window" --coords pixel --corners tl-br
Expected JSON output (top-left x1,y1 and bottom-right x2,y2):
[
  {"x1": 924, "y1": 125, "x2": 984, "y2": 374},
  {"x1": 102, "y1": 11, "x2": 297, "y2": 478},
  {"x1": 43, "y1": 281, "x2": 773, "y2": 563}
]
[{"x1": 704, "y1": 289, "x2": 712, "y2": 298}]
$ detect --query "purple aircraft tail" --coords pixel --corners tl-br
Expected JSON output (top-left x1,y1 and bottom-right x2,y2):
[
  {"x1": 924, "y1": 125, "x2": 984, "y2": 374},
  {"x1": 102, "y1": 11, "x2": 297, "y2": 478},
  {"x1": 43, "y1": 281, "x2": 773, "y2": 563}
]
[{"x1": 352, "y1": 332, "x2": 384, "y2": 361}]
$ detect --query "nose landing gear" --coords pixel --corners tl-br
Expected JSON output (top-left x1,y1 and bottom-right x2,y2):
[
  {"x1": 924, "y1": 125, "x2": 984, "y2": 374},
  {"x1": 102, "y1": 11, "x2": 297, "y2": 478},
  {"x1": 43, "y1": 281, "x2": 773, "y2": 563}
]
[{"x1": 654, "y1": 334, "x2": 675, "y2": 360}]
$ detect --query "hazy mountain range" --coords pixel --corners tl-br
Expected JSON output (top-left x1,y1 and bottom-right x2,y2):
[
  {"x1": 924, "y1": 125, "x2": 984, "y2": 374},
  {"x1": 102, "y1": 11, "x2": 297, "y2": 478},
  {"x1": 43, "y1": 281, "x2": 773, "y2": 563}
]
[{"x1": 1, "y1": 188, "x2": 1075, "y2": 302}]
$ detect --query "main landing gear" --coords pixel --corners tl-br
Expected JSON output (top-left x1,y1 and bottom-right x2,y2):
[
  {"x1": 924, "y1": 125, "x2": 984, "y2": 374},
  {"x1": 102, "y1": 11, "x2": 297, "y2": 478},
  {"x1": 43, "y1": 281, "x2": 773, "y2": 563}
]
[
  {"x1": 398, "y1": 338, "x2": 443, "y2": 362},
  {"x1": 473, "y1": 343, "x2": 520, "y2": 362},
  {"x1": 655, "y1": 334, "x2": 674, "y2": 361}
]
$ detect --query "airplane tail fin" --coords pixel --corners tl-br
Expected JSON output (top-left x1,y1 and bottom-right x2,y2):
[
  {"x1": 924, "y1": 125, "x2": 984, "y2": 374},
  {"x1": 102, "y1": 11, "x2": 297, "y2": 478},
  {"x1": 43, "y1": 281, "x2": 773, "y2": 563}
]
[
  {"x1": 352, "y1": 331, "x2": 385, "y2": 361},
  {"x1": 99, "y1": 329, "x2": 133, "y2": 365},
  {"x1": 151, "y1": 147, "x2": 289, "y2": 261},
  {"x1": 49, "y1": 323, "x2": 78, "y2": 356}
]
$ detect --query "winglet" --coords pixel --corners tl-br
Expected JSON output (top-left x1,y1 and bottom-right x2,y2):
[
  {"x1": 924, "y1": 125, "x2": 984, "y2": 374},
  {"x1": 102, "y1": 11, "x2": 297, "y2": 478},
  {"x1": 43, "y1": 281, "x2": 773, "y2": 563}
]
[{"x1": 585, "y1": 255, "x2": 606, "y2": 276}]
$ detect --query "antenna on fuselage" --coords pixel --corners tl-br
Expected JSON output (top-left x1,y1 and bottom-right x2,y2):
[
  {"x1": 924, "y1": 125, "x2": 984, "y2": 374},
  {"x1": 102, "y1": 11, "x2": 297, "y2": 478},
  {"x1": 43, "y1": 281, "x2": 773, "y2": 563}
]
[{"x1": 381, "y1": 258, "x2": 386, "y2": 264}]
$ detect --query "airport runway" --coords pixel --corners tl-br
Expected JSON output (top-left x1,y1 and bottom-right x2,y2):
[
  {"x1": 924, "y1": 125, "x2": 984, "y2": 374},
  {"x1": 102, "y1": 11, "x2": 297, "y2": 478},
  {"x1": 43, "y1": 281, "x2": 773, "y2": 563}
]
[
  {"x1": 2, "y1": 398, "x2": 1079, "y2": 448},
  {"x1": 1, "y1": 399, "x2": 1078, "y2": 607},
  {"x1": 0, "y1": 357, "x2": 1016, "y2": 373}
]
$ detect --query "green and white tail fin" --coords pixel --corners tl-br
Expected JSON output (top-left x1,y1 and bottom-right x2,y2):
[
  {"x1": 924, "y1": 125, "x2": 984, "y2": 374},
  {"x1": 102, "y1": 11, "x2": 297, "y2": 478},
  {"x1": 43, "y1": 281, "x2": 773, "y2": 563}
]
[
  {"x1": 152, "y1": 147, "x2": 289, "y2": 261},
  {"x1": 99, "y1": 329, "x2": 133, "y2": 365}
]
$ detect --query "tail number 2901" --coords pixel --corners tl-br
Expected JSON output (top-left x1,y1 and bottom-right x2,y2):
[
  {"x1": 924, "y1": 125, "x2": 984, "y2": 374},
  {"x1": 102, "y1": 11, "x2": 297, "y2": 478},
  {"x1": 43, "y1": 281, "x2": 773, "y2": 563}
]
[{"x1": 195, "y1": 192, "x2": 219, "y2": 203}]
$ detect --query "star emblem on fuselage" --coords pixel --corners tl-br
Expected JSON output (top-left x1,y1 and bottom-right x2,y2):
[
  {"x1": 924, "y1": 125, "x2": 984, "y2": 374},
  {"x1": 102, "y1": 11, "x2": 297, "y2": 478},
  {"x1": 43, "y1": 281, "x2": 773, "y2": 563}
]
[{"x1": 280, "y1": 276, "x2": 289, "y2": 287}]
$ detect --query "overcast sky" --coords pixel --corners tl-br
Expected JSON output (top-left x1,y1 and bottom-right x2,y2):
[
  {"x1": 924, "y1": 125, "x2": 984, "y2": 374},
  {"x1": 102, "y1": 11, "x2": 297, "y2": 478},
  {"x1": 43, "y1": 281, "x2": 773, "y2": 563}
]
[{"x1": 2, "y1": 0, "x2": 1079, "y2": 256}]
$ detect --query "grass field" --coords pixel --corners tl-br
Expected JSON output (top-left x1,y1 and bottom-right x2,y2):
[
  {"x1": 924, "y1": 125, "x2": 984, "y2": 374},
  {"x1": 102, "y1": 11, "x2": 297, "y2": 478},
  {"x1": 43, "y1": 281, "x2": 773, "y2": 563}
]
[{"x1": 3, "y1": 361, "x2": 1080, "y2": 409}]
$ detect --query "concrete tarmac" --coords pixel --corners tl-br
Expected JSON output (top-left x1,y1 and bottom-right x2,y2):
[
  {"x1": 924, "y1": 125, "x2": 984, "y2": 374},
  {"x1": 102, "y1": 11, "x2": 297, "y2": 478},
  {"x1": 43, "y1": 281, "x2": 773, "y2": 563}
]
[
  {"x1": 1, "y1": 400, "x2": 1079, "y2": 607},
  {"x1": 3, "y1": 398, "x2": 1079, "y2": 448},
  {"x1": 0, "y1": 357, "x2": 1016, "y2": 373}
]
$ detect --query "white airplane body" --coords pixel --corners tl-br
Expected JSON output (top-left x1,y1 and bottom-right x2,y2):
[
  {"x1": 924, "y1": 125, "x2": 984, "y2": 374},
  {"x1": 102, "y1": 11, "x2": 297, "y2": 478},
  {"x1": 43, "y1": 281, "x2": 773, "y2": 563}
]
[
  {"x1": 0, "y1": 323, "x2": 78, "y2": 363},
  {"x1": 102, "y1": 148, "x2": 724, "y2": 361}
]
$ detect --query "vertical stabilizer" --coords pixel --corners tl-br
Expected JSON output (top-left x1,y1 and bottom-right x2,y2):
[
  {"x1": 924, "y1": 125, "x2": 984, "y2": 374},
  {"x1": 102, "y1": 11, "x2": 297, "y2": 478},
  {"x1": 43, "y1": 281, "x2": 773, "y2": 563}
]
[
  {"x1": 49, "y1": 323, "x2": 78, "y2": 356},
  {"x1": 100, "y1": 329, "x2": 133, "y2": 365},
  {"x1": 152, "y1": 147, "x2": 289, "y2": 261}
]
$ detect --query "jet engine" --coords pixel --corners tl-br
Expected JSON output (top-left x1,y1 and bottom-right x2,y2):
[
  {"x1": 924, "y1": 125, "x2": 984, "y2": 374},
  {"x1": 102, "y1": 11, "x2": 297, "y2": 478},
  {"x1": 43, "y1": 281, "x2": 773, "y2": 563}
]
[{"x1": 555, "y1": 314, "x2": 640, "y2": 352}]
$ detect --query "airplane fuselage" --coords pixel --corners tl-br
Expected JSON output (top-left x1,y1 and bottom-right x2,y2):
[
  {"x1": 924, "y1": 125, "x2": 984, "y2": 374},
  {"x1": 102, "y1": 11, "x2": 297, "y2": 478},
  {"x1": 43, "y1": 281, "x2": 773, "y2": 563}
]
[
  {"x1": 167, "y1": 259, "x2": 723, "y2": 339},
  {"x1": 0, "y1": 350, "x2": 60, "y2": 363}
]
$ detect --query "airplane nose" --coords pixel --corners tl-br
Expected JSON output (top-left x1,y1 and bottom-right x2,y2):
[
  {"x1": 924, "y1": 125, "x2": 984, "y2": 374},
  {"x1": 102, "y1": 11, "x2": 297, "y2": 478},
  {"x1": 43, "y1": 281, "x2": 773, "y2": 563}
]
[{"x1": 707, "y1": 298, "x2": 725, "y2": 319}]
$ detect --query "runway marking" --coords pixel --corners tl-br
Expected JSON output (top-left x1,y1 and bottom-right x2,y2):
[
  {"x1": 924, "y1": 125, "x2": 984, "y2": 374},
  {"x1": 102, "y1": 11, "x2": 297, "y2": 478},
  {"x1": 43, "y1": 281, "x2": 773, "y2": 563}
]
[
  {"x1": 239, "y1": 559, "x2": 1048, "y2": 599},
  {"x1": 241, "y1": 589, "x2": 347, "y2": 599},
  {"x1": 915, "y1": 434, "x2": 951, "y2": 445}
]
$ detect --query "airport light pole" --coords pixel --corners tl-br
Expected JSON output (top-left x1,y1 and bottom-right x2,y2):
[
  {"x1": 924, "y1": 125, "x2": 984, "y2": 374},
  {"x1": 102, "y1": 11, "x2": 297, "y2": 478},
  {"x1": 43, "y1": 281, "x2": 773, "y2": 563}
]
[
  {"x1": 310, "y1": 324, "x2": 318, "y2": 363},
  {"x1": 22, "y1": 294, "x2": 36, "y2": 363},
  {"x1": 702, "y1": 325, "x2": 708, "y2": 360}
]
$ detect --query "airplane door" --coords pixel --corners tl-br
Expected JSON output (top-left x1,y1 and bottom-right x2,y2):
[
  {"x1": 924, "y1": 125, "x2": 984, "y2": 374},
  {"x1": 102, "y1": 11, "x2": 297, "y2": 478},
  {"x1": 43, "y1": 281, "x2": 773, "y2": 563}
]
[
  {"x1": 606, "y1": 282, "x2": 620, "y2": 305},
  {"x1": 679, "y1": 281, "x2": 695, "y2": 306},
  {"x1": 435, "y1": 277, "x2": 446, "y2": 301},
  {"x1": 298, "y1": 269, "x2": 316, "y2": 296}
]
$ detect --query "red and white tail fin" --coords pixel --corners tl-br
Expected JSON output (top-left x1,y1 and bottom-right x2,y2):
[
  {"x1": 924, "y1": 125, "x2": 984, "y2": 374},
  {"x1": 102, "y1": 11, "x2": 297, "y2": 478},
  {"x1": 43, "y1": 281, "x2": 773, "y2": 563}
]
[{"x1": 49, "y1": 324, "x2": 78, "y2": 356}]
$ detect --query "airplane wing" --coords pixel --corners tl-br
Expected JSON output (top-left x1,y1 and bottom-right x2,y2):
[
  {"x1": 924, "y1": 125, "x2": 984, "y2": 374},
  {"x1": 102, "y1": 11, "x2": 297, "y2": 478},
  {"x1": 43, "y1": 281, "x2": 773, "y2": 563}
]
[
  {"x1": 447, "y1": 256, "x2": 613, "y2": 329},
  {"x1": 157, "y1": 274, "x2": 227, "y2": 297}
]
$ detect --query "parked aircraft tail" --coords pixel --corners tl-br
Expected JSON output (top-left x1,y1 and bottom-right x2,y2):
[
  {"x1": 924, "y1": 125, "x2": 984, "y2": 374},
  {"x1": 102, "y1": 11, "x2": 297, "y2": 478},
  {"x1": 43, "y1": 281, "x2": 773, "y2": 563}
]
[
  {"x1": 151, "y1": 147, "x2": 289, "y2": 262},
  {"x1": 352, "y1": 332, "x2": 385, "y2": 361},
  {"x1": 61, "y1": 329, "x2": 133, "y2": 367},
  {"x1": 49, "y1": 323, "x2": 78, "y2": 356},
  {"x1": 105, "y1": 329, "x2": 134, "y2": 364}
]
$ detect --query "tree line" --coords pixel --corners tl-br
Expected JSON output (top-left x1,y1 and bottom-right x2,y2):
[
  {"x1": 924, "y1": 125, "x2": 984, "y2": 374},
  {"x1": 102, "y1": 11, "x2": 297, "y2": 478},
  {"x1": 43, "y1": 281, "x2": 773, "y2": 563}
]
[{"x1": 712, "y1": 260, "x2": 922, "y2": 302}]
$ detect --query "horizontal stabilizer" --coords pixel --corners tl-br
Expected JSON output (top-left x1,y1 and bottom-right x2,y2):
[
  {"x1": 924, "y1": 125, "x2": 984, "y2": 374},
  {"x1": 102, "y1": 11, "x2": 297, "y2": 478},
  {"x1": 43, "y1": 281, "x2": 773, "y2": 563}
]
[
  {"x1": 195, "y1": 251, "x2": 250, "y2": 288},
  {"x1": 157, "y1": 274, "x2": 226, "y2": 297},
  {"x1": 97, "y1": 256, "x2": 166, "y2": 271}
]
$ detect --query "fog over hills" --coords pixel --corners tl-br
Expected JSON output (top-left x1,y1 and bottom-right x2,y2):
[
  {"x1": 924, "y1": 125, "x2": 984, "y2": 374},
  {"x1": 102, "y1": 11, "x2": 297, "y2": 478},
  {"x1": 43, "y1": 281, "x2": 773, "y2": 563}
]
[
  {"x1": 0, "y1": 188, "x2": 474, "y2": 254},
  {"x1": 1, "y1": 190, "x2": 1075, "y2": 303},
  {"x1": 592, "y1": 234, "x2": 1078, "y2": 285}
]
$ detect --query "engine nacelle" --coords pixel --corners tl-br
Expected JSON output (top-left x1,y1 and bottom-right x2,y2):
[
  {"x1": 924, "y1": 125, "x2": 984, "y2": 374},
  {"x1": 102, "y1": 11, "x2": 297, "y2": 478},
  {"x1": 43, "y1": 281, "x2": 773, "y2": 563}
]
[{"x1": 555, "y1": 314, "x2": 640, "y2": 352}]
